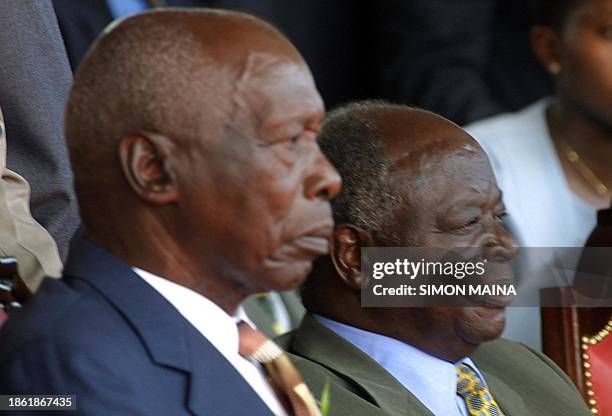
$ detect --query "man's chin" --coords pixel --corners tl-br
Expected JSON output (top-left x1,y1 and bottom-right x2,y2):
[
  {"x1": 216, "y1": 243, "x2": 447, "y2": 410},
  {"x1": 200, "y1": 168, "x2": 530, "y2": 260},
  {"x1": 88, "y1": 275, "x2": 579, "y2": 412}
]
[
  {"x1": 459, "y1": 306, "x2": 507, "y2": 345},
  {"x1": 260, "y1": 258, "x2": 314, "y2": 292}
]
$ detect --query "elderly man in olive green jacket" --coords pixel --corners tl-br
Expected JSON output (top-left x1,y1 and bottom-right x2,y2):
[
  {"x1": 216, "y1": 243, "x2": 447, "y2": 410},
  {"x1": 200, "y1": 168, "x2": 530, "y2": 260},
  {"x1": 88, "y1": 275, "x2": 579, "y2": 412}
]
[{"x1": 278, "y1": 102, "x2": 591, "y2": 416}]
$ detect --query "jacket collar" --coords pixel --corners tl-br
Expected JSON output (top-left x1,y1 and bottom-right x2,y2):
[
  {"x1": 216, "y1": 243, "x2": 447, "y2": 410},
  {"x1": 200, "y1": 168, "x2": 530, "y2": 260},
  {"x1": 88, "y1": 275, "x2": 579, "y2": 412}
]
[
  {"x1": 289, "y1": 313, "x2": 434, "y2": 416},
  {"x1": 290, "y1": 314, "x2": 532, "y2": 416},
  {"x1": 63, "y1": 234, "x2": 274, "y2": 416}
]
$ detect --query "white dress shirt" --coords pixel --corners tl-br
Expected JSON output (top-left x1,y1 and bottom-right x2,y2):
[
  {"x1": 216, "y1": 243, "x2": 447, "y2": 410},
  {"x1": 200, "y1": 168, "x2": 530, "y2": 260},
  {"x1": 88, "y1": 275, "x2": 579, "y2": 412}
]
[
  {"x1": 316, "y1": 315, "x2": 488, "y2": 416},
  {"x1": 134, "y1": 268, "x2": 287, "y2": 416},
  {"x1": 466, "y1": 99, "x2": 597, "y2": 350}
]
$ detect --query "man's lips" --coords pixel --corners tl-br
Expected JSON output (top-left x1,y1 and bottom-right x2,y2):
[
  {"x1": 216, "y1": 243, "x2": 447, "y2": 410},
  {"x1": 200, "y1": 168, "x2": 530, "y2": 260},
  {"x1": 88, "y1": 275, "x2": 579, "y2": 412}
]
[
  {"x1": 280, "y1": 224, "x2": 334, "y2": 259},
  {"x1": 292, "y1": 235, "x2": 330, "y2": 257}
]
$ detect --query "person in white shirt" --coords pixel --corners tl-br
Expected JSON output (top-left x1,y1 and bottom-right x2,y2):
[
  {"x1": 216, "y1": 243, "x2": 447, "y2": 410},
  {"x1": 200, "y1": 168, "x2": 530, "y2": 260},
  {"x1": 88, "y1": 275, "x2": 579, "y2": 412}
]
[{"x1": 466, "y1": 0, "x2": 612, "y2": 349}]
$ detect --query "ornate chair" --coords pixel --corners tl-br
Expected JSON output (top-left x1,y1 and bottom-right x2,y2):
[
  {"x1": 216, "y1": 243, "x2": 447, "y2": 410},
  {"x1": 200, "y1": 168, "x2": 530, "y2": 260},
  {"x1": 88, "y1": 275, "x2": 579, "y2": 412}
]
[
  {"x1": 0, "y1": 257, "x2": 30, "y2": 326},
  {"x1": 541, "y1": 286, "x2": 612, "y2": 415}
]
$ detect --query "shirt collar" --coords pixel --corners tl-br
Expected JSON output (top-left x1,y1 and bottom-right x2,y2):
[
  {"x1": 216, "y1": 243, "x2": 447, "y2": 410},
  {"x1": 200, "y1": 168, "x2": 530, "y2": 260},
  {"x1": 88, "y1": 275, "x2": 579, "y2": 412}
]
[
  {"x1": 133, "y1": 267, "x2": 250, "y2": 360},
  {"x1": 105, "y1": 0, "x2": 148, "y2": 20},
  {"x1": 314, "y1": 314, "x2": 486, "y2": 416}
]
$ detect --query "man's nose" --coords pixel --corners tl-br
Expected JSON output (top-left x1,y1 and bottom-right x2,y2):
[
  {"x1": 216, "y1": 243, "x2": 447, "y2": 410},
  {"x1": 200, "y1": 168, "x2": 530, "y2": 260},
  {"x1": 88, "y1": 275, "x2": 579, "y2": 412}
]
[
  {"x1": 304, "y1": 148, "x2": 342, "y2": 201},
  {"x1": 483, "y1": 223, "x2": 518, "y2": 262}
]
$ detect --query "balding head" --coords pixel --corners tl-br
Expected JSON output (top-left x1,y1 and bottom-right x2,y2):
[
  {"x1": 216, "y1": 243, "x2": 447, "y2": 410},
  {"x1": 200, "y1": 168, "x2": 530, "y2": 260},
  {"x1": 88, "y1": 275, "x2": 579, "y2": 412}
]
[
  {"x1": 319, "y1": 101, "x2": 484, "y2": 245},
  {"x1": 305, "y1": 101, "x2": 516, "y2": 361},
  {"x1": 66, "y1": 9, "x2": 305, "y2": 228},
  {"x1": 65, "y1": 9, "x2": 341, "y2": 312}
]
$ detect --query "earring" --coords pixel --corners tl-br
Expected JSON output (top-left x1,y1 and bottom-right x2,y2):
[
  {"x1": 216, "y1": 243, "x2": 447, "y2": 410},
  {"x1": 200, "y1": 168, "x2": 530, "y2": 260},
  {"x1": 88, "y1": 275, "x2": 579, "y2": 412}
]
[{"x1": 548, "y1": 62, "x2": 562, "y2": 75}]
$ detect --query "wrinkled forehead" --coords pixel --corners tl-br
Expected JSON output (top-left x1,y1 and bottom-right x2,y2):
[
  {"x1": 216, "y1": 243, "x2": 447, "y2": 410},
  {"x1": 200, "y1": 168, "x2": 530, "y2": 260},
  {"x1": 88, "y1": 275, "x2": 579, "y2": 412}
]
[
  {"x1": 389, "y1": 134, "x2": 495, "y2": 200},
  {"x1": 228, "y1": 52, "x2": 323, "y2": 139},
  {"x1": 384, "y1": 112, "x2": 485, "y2": 172}
]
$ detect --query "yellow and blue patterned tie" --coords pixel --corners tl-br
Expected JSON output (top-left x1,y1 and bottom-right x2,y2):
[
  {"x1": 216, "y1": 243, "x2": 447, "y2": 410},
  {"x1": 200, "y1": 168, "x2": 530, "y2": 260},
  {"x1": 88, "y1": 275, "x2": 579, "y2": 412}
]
[{"x1": 456, "y1": 363, "x2": 505, "y2": 416}]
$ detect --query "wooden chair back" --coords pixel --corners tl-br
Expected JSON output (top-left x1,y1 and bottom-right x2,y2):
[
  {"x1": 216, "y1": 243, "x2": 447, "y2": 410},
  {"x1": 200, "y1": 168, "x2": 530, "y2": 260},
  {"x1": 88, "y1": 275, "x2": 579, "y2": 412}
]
[{"x1": 541, "y1": 286, "x2": 612, "y2": 414}]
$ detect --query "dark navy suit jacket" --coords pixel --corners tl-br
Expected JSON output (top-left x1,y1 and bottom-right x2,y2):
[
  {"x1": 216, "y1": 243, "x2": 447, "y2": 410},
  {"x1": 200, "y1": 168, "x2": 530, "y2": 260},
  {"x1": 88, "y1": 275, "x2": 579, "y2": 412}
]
[{"x1": 0, "y1": 235, "x2": 275, "y2": 415}]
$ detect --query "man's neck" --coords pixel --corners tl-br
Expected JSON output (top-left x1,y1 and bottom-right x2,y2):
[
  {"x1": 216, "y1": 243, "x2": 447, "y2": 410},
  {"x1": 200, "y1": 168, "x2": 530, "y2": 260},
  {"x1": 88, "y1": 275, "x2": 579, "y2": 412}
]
[{"x1": 86, "y1": 226, "x2": 248, "y2": 314}]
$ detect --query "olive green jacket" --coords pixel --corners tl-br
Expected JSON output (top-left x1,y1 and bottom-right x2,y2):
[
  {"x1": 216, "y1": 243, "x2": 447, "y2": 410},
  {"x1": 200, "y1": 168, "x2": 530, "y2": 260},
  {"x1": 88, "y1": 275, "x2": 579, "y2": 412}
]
[
  {"x1": 243, "y1": 290, "x2": 305, "y2": 338},
  {"x1": 277, "y1": 313, "x2": 591, "y2": 416}
]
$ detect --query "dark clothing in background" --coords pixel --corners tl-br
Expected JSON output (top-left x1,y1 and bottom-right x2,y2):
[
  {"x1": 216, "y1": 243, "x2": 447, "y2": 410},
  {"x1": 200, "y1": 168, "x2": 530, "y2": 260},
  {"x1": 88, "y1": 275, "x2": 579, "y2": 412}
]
[
  {"x1": 0, "y1": 0, "x2": 79, "y2": 260},
  {"x1": 52, "y1": 0, "x2": 114, "y2": 70},
  {"x1": 54, "y1": 0, "x2": 551, "y2": 125},
  {"x1": 377, "y1": 0, "x2": 552, "y2": 124},
  {"x1": 53, "y1": 0, "x2": 376, "y2": 111},
  {"x1": 575, "y1": 209, "x2": 612, "y2": 300},
  {"x1": 584, "y1": 209, "x2": 612, "y2": 248}
]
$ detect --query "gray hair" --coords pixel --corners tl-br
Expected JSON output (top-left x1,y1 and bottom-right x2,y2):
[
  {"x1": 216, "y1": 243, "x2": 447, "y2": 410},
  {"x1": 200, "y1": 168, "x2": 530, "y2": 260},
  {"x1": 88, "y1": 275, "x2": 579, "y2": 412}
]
[{"x1": 318, "y1": 100, "x2": 404, "y2": 244}]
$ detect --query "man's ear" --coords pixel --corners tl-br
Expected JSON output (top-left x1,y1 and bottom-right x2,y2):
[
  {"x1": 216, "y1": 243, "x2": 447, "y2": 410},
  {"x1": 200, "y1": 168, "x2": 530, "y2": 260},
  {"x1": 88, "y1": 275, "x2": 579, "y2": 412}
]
[
  {"x1": 531, "y1": 25, "x2": 563, "y2": 76},
  {"x1": 119, "y1": 132, "x2": 179, "y2": 205},
  {"x1": 330, "y1": 224, "x2": 371, "y2": 290}
]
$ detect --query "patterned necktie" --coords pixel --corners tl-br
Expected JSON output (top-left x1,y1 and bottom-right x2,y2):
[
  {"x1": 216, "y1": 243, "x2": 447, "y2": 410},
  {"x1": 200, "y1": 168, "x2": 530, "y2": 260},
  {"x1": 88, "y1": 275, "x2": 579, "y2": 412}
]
[
  {"x1": 456, "y1": 363, "x2": 505, "y2": 416},
  {"x1": 237, "y1": 321, "x2": 321, "y2": 416}
]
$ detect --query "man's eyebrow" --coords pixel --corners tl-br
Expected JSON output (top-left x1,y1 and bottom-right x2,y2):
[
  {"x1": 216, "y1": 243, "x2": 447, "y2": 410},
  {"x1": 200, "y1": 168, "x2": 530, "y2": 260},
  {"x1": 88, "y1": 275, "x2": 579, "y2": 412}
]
[
  {"x1": 443, "y1": 185, "x2": 499, "y2": 209},
  {"x1": 259, "y1": 108, "x2": 322, "y2": 138},
  {"x1": 266, "y1": 108, "x2": 322, "y2": 127}
]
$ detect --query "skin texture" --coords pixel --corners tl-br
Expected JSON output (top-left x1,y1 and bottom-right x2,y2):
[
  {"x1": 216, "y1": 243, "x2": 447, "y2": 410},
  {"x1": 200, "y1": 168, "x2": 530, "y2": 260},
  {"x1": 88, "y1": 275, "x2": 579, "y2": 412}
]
[
  {"x1": 65, "y1": 10, "x2": 341, "y2": 313},
  {"x1": 531, "y1": 0, "x2": 612, "y2": 208},
  {"x1": 303, "y1": 107, "x2": 517, "y2": 362}
]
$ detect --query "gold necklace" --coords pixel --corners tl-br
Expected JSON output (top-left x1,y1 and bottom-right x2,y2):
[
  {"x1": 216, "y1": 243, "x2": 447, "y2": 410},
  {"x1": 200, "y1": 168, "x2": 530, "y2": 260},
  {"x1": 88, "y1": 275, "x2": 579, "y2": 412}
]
[{"x1": 560, "y1": 140, "x2": 611, "y2": 198}]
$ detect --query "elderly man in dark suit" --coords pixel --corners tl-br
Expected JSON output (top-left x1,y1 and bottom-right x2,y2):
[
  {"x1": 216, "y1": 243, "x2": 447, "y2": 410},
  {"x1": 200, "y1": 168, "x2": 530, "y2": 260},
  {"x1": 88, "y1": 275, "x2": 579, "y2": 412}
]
[
  {"x1": 0, "y1": 9, "x2": 340, "y2": 415},
  {"x1": 278, "y1": 101, "x2": 590, "y2": 416}
]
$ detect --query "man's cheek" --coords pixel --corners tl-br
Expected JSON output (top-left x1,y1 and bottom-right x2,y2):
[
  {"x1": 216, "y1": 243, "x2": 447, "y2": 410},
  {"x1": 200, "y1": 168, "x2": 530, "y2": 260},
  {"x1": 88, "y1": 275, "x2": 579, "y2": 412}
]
[{"x1": 264, "y1": 177, "x2": 302, "y2": 218}]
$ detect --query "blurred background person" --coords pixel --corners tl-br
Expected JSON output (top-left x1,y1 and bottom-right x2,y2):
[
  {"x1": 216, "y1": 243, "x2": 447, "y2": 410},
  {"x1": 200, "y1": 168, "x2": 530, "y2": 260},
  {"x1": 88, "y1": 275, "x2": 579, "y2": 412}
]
[
  {"x1": 466, "y1": 0, "x2": 612, "y2": 349},
  {"x1": 0, "y1": 0, "x2": 80, "y2": 261},
  {"x1": 378, "y1": 0, "x2": 551, "y2": 124},
  {"x1": 0, "y1": 106, "x2": 62, "y2": 295}
]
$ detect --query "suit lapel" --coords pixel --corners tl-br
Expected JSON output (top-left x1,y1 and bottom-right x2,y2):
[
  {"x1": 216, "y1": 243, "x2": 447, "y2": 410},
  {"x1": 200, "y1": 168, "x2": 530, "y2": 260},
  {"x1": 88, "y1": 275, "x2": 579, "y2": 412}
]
[
  {"x1": 64, "y1": 235, "x2": 274, "y2": 416},
  {"x1": 290, "y1": 314, "x2": 434, "y2": 416},
  {"x1": 278, "y1": 290, "x2": 306, "y2": 328},
  {"x1": 184, "y1": 332, "x2": 275, "y2": 415},
  {"x1": 472, "y1": 346, "x2": 530, "y2": 416}
]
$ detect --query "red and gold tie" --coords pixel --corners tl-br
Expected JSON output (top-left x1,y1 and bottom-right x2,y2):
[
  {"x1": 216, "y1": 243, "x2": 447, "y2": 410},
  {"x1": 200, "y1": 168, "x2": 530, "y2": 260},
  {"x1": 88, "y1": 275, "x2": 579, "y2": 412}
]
[{"x1": 238, "y1": 322, "x2": 321, "y2": 416}]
